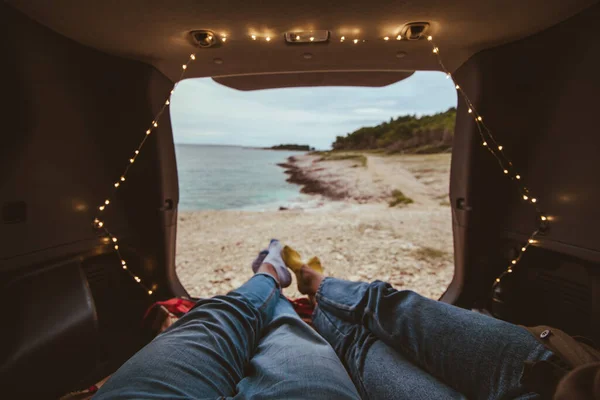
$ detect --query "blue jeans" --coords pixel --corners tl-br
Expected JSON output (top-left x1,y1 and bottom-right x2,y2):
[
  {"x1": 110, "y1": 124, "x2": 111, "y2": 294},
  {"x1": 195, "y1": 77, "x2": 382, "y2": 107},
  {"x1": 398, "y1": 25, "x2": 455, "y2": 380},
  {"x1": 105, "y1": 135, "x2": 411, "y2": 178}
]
[
  {"x1": 314, "y1": 278, "x2": 554, "y2": 399},
  {"x1": 95, "y1": 273, "x2": 360, "y2": 399},
  {"x1": 95, "y1": 275, "x2": 553, "y2": 399}
]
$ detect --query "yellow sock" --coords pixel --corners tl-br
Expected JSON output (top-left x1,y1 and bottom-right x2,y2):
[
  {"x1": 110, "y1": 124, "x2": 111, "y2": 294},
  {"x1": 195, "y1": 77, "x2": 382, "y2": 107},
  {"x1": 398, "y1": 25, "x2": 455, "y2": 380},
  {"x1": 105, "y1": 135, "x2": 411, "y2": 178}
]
[{"x1": 282, "y1": 245, "x2": 323, "y2": 277}]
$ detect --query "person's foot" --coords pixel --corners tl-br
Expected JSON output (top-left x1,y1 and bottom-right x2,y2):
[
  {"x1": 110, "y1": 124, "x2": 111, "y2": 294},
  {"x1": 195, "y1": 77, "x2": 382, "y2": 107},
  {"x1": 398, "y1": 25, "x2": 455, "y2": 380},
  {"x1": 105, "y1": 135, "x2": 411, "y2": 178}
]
[
  {"x1": 260, "y1": 239, "x2": 292, "y2": 288},
  {"x1": 297, "y1": 264, "x2": 324, "y2": 296}
]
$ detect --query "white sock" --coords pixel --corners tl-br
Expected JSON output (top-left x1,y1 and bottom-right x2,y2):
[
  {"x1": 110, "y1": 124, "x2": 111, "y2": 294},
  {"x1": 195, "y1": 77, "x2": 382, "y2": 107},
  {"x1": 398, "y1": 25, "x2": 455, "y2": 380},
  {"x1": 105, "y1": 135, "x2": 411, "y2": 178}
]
[{"x1": 262, "y1": 239, "x2": 292, "y2": 288}]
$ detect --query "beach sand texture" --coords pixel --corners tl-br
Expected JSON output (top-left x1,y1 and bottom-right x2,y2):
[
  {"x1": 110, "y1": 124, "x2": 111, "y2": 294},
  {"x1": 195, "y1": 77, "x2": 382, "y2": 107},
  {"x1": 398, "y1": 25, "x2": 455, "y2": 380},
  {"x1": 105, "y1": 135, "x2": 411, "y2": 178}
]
[{"x1": 176, "y1": 152, "x2": 454, "y2": 300}]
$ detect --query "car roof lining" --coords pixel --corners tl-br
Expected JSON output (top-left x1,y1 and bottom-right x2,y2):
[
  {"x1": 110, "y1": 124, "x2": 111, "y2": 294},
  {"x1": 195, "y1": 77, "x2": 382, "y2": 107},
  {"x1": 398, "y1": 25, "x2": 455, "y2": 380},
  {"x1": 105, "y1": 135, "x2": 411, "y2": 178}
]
[{"x1": 6, "y1": 0, "x2": 598, "y2": 86}]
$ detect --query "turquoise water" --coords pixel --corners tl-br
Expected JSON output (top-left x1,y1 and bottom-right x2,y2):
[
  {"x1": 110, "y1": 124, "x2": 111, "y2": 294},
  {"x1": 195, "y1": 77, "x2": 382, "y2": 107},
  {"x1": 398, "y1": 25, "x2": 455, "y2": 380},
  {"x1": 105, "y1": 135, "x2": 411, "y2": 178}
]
[{"x1": 175, "y1": 144, "x2": 305, "y2": 211}]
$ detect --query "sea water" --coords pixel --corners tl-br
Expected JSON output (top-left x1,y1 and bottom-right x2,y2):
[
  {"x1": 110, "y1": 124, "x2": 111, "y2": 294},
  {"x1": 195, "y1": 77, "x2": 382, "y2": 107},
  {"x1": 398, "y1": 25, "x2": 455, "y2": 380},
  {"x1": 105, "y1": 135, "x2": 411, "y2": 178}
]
[{"x1": 175, "y1": 144, "x2": 305, "y2": 211}]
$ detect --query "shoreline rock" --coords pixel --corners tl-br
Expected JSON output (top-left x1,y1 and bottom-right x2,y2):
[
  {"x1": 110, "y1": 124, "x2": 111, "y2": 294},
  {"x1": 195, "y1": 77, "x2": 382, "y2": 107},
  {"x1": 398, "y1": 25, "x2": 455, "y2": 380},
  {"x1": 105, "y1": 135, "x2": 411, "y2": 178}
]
[{"x1": 277, "y1": 156, "x2": 347, "y2": 200}]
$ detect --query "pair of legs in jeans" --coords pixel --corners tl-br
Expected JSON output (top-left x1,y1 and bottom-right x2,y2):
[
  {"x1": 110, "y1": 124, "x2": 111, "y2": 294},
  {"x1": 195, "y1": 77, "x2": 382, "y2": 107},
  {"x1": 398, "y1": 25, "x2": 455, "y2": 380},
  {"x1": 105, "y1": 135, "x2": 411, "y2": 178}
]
[{"x1": 96, "y1": 246, "x2": 553, "y2": 399}]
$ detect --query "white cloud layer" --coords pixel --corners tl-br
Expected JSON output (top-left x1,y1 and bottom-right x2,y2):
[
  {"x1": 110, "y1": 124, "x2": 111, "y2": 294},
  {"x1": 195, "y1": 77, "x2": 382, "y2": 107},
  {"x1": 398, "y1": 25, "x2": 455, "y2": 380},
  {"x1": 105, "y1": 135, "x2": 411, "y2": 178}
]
[{"x1": 169, "y1": 71, "x2": 457, "y2": 149}]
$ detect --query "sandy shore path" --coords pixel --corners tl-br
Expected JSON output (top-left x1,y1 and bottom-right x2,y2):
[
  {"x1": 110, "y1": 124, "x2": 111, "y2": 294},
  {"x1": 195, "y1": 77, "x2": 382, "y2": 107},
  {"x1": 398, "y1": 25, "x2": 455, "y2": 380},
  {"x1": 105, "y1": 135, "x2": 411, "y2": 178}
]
[{"x1": 176, "y1": 153, "x2": 454, "y2": 300}]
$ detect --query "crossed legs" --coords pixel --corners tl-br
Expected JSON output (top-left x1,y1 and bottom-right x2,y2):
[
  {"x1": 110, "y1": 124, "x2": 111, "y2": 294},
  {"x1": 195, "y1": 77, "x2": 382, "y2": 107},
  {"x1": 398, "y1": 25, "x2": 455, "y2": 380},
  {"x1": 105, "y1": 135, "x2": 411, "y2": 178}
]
[
  {"x1": 95, "y1": 248, "x2": 554, "y2": 400},
  {"x1": 95, "y1": 264, "x2": 359, "y2": 399},
  {"x1": 298, "y1": 266, "x2": 554, "y2": 399}
]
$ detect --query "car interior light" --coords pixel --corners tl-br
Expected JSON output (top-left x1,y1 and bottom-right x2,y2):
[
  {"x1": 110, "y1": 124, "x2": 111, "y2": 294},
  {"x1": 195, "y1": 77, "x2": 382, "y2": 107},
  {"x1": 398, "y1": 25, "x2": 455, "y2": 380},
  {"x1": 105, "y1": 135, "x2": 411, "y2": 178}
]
[{"x1": 285, "y1": 31, "x2": 330, "y2": 43}]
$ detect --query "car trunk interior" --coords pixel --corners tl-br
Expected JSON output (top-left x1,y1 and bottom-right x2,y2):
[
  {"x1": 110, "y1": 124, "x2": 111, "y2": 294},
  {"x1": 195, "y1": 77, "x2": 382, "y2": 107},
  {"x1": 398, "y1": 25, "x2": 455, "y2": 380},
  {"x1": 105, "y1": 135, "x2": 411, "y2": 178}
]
[{"x1": 1, "y1": 0, "x2": 600, "y2": 396}]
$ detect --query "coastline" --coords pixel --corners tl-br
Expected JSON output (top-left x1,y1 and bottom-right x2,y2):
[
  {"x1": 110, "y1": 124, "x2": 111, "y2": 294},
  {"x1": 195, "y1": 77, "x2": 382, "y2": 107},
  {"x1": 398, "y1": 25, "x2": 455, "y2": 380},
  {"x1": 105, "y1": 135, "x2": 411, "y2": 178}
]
[
  {"x1": 277, "y1": 157, "x2": 348, "y2": 201},
  {"x1": 176, "y1": 152, "x2": 454, "y2": 300}
]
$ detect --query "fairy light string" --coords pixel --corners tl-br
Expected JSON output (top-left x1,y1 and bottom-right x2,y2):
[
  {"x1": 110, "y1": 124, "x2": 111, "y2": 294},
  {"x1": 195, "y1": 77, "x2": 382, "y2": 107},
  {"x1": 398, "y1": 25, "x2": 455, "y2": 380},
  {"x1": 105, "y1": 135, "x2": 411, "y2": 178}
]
[
  {"x1": 90, "y1": 32, "x2": 549, "y2": 297},
  {"x1": 92, "y1": 53, "x2": 197, "y2": 296},
  {"x1": 425, "y1": 35, "x2": 550, "y2": 292}
]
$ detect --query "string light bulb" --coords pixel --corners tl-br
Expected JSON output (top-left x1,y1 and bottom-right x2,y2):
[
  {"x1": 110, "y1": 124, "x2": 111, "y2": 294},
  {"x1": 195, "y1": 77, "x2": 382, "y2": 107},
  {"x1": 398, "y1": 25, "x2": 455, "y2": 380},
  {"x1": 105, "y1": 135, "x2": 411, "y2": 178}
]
[
  {"x1": 353, "y1": 39, "x2": 359, "y2": 44},
  {"x1": 266, "y1": 37, "x2": 271, "y2": 42},
  {"x1": 91, "y1": 51, "x2": 196, "y2": 297},
  {"x1": 222, "y1": 37, "x2": 227, "y2": 42},
  {"x1": 396, "y1": 35, "x2": 402, "y2": 40},
  {"x1": 424, "y1": 28, "x2": 551, "y2": 294},
  {"x1": 384, "y1": 36, "x2": 389, "y2": 41},
  {"x1": 251, "y1": 35, "x2": 257, "y2": 40},
  {"x1": 340, "y1": 36, "x2": 345, "y2": 42},
  {"x1": 412, "y1": 2, "x2": 558, "y2": 292},
  {"x1": 310, "y1": 37, "x2": 315, "y2": 42}
]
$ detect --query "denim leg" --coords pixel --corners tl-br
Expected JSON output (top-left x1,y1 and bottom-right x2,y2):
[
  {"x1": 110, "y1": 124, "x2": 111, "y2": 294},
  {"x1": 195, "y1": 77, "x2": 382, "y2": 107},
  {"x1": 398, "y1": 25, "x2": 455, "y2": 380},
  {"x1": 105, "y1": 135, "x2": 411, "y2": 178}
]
[
  {"x1": 94, "y1": 273, "x2": 280, "y2": 400},
  {"x1": 315, "y1": 278, "x2": 555, "y2": 400},
  {"x1": 233, "y1": 294, "x2": 360, "y2": 400},
  {"x1": 313, "y1": 306, "x2": 465, "y2": 400}
]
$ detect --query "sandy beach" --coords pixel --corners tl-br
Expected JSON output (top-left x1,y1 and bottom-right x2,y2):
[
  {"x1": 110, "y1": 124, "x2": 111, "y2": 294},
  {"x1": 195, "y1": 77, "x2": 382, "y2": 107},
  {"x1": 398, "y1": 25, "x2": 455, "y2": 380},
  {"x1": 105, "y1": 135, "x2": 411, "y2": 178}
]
[{"x1": 176, "y1": 152, "x2": 454, "y2": 299}]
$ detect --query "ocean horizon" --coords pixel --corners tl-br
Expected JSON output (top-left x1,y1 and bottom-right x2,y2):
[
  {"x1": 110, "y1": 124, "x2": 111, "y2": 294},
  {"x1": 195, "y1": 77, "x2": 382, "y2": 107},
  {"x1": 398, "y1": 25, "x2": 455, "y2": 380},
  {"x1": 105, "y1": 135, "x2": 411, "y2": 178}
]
[{"x1": 175, "y1": 144, "x2": 307, "y2": 211}]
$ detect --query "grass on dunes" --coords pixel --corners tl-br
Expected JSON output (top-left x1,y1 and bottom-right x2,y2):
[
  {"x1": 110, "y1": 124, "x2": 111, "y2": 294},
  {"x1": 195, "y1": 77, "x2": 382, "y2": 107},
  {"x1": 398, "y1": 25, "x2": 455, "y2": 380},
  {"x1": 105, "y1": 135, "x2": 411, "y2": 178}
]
[
  {"x1": 388, "y1": 189, "x2": 414, "y2": 207},
  {"x1": 315, "y1": 152, "x2": 368, "y2": 167},
  {"x1": 413, "y1": 246, "x2": 448, "y2": 261}
]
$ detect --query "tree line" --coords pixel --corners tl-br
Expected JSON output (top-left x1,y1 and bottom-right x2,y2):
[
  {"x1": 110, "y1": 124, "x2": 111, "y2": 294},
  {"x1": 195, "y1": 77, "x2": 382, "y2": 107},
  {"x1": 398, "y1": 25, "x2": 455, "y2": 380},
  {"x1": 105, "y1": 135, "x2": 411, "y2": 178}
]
[
  {"x1": 332, "y1": 107, "x2": 456, "y2": 154},
  {"x1": 269, "y1": 144, "x2": 315, "y2": 151}
]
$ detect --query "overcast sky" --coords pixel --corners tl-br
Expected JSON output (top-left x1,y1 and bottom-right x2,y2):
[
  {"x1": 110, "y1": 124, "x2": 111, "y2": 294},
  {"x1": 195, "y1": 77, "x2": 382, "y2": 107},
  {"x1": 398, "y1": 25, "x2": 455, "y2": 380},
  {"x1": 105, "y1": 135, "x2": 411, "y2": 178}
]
[{"x1": 170, "y1": 71, "x2": 457, "y2": 150}]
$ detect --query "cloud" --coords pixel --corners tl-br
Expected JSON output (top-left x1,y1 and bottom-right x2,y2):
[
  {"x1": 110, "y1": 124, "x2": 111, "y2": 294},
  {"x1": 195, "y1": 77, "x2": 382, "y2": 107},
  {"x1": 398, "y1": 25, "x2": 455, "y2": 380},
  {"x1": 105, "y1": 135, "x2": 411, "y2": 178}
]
[{"x1": 169, "y1": 72, "x2": 457, "y2": 149}]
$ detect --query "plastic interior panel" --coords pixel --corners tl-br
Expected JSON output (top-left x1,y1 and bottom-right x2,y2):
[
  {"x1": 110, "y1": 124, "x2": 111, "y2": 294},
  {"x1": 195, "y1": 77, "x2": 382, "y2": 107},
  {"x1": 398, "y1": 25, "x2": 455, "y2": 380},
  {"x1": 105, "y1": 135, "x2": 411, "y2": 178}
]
[
  {"x1": 0, "y1": 261, "x2": 98, "y2": 397},
  {"x1": 444, "y1": 2, "x2": 600, "y2": 327}
]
